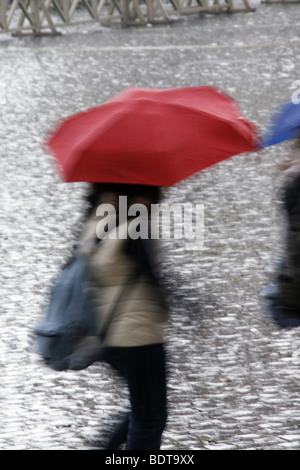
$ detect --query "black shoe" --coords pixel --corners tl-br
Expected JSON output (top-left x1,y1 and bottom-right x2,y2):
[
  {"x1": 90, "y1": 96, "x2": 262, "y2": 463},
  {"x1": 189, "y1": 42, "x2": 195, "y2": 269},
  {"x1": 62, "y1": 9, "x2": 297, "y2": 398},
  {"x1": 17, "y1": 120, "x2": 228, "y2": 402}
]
[{"x1": 259, "y1": 285, "x2": 300, "y2": 329}]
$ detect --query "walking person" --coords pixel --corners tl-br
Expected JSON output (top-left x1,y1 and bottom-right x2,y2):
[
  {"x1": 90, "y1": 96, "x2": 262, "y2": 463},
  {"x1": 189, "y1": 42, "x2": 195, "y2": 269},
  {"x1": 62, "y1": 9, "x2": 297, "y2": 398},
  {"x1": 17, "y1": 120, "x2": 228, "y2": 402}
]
[
  {"x1": 261, "y1": 140, "x2": 300, "y2": 328},
  {"x1": 41, "y1": 86, "x2": 258, "y2": 449},
  {"x1": 77, "y1": 182, "x2": 169, "y2": 450}
]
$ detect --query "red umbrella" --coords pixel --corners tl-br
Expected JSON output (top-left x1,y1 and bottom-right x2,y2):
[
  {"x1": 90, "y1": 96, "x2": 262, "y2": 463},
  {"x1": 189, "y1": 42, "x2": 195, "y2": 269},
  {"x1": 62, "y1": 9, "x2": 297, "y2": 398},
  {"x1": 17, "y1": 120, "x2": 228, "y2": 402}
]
[{"x1": 45, "y1": 86, "x2": 259, "y2": 186}]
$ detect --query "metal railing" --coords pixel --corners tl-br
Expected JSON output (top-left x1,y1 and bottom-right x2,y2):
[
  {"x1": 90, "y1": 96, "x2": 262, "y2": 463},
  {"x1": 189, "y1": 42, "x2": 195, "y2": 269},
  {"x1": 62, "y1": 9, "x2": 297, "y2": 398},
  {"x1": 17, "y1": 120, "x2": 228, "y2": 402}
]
[{"x1": 0, "y1": 0, "x2": 261, "y2": 35}]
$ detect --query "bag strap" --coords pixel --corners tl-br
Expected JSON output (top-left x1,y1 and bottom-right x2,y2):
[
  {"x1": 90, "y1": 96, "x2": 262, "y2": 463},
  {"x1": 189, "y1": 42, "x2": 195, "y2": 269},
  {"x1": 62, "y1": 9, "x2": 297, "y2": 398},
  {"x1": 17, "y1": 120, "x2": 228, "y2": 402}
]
[
  {"x1": 98, "y1": 266, "x2": 141, "y2": 343},
  {"x1": 79, "y1": 219, "x2": 142, "y2": 343}
]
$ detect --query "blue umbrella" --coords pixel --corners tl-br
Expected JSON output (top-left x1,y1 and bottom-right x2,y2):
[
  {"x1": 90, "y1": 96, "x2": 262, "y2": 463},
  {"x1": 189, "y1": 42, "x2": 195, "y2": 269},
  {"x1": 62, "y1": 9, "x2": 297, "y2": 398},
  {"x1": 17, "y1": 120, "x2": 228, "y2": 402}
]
[{"x1": 261, "y1": 99, "x2": 300, "y2": 148}]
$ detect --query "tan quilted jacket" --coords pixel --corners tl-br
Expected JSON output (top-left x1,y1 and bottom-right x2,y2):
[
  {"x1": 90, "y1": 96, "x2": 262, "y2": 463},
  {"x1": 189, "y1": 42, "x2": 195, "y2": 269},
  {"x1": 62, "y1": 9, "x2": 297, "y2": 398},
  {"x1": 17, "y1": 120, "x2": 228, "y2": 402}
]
[{"x1": 79, "y1": 211, "x2": 168, "y2": 347}]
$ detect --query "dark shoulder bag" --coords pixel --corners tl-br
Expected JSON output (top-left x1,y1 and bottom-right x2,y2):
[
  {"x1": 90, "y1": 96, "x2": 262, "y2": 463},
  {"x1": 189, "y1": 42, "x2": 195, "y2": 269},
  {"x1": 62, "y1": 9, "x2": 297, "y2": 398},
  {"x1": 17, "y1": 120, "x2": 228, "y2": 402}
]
[{"x1": 34, "y1": 240, "x2": 138, "y2": 372}]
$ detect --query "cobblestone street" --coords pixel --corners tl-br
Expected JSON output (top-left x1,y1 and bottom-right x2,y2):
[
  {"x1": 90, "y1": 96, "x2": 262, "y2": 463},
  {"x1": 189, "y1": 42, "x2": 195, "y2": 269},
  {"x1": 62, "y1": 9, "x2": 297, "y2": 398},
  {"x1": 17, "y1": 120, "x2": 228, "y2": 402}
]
[{"x1": 1, "y1": 2, "x2": 300, "y2": 450}]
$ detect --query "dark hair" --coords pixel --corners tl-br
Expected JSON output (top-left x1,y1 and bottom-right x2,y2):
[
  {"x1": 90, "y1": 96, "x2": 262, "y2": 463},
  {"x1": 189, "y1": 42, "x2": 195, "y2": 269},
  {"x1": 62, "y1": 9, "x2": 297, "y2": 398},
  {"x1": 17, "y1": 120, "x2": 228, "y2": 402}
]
[
  {"x1": 86, "y1": 183, "x2": 161, "y2": 209},
  {"x1": 84, "y1": 183, "x2": 162, "y2": 221}
]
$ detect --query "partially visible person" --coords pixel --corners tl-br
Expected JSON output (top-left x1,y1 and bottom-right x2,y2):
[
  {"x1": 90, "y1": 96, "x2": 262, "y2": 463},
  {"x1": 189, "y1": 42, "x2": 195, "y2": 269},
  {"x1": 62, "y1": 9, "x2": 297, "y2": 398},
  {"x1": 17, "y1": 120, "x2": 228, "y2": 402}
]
[
  {"x1": 77, "y1": 183, "x2": 169, "y2": 450},
  {"x1": 261, "y1": 140, "x2": 300, "y2": 328}
]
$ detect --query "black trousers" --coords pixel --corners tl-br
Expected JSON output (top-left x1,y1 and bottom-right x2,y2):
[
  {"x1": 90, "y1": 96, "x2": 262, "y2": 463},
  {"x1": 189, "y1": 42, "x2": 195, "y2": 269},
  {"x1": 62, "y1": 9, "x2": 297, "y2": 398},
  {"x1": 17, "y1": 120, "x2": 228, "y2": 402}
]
[{"x1": 103, "y1": 343, "x2": 168, "y2": 450}]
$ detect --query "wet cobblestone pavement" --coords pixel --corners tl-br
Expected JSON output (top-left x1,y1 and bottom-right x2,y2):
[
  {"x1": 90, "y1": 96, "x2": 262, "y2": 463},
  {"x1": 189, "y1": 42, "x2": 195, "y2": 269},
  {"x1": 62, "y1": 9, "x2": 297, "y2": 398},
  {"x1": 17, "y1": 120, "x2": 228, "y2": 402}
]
[{"x1": 1, "y1": 3, "x2": 300, "y2": 450}]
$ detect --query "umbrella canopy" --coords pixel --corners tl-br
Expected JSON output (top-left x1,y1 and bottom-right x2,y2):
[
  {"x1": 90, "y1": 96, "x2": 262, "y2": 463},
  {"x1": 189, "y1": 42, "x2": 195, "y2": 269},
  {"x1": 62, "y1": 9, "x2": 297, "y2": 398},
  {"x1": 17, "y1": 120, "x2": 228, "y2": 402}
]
[
  {"x1": 261, "y1": 99, "x2": 300, "y2": 148},
  {"x1": 45, "y1": 86, "x2": 259, "y2": 186}
]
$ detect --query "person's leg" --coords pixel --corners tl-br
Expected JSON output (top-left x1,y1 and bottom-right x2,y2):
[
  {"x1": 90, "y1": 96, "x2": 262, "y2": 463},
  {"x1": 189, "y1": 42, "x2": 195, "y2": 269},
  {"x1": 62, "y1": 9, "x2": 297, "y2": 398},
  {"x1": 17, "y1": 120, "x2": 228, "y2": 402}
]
[
  {"x1": 276, "y1": 215, "x2": 300, "y2": 316},
  {"x1": 261, "y1": 178, "x2": 300, "y2": 327},
  {"x1": 103, "y1": 344, "x2": 168, "y2": 450},
  {"x1": 105, "y1": 413, "x2": 130, "y2": 450},
  {"x1": 125, "y1": 344, "x2": 168, "y2": 450}
]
